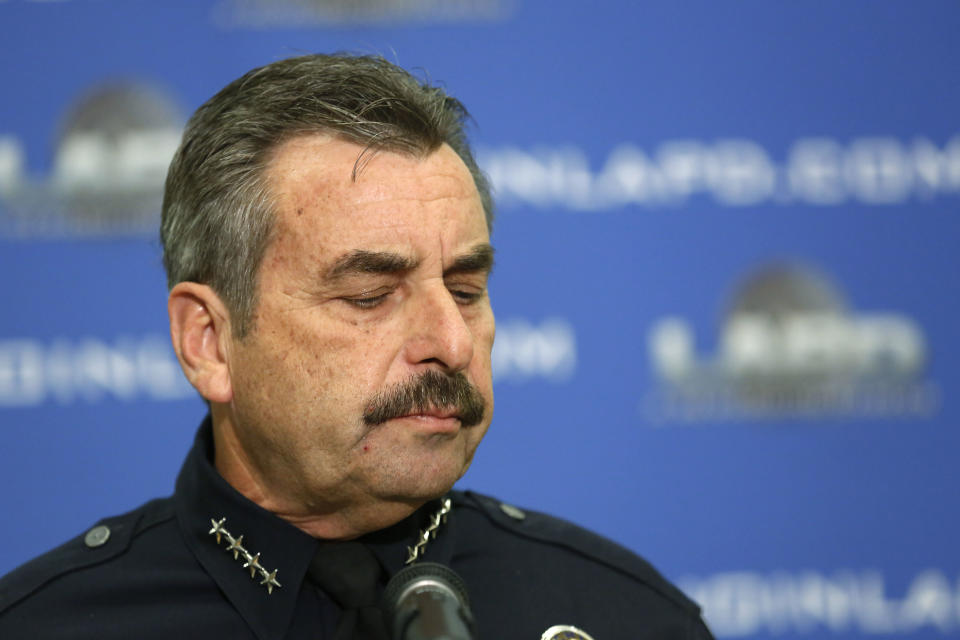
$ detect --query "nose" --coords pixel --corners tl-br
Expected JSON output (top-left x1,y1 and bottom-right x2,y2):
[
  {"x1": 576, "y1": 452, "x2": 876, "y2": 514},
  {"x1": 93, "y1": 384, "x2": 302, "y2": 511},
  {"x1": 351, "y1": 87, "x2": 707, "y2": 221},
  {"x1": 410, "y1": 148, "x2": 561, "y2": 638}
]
[{"x1": 403, "y1": 283, "x2": 474, "y2": 373}]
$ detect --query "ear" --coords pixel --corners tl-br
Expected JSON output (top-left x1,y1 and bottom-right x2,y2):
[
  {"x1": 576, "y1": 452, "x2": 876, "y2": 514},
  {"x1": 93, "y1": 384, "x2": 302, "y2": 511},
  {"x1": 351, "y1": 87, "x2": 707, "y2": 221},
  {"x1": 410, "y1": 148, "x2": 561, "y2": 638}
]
[{"x1": 168, "y1": 282, "x2": 235, "y2": 404}]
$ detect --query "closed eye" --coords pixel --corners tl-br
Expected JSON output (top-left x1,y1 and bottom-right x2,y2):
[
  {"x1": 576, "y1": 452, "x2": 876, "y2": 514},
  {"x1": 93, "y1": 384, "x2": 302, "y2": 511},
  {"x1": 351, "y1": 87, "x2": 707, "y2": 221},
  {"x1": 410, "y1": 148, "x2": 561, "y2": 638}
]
[
  {"x1": 449, "y1": 288, "x2": 485, "y2": 305},
  {"x1": 342, "y1": 292, "x2": 391, "y2": 309}
]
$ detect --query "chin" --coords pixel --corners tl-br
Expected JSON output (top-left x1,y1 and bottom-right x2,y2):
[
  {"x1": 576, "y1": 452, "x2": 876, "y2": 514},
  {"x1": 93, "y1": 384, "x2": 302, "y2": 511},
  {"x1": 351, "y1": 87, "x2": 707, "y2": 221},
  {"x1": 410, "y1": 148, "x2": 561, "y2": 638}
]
[
  {"x1": 380, "y1": 459, "x2": 469, "y2": 503},
  {"x1": 367, "y1": 430, "x2": 480, "y2": 500}
]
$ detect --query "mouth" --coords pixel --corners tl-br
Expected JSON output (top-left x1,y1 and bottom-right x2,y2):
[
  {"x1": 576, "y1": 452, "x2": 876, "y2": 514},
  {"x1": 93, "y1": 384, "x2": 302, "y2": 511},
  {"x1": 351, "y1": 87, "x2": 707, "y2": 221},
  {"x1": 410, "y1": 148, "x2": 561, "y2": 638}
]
[
  {"x1": 398, "y1": 407, "x2": 460, "y2": 420},
  {"x1": 390, "y1": 407, "x2": 463, "y2": 434}
]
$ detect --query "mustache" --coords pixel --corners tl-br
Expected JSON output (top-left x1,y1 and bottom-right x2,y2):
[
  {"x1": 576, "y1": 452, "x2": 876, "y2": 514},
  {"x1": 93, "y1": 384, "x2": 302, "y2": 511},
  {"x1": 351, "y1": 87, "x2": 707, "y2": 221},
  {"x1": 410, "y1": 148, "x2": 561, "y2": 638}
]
[{"x1": 363, "y1": 370, "x2": 486, "y2": 428}]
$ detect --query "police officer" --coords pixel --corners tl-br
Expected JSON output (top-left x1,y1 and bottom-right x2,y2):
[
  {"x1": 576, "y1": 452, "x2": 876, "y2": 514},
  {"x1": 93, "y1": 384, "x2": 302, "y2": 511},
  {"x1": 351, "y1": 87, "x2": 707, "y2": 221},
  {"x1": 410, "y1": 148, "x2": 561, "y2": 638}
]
[{"x1": 0, "y1": 54, "x2": 712, "y2": 640}]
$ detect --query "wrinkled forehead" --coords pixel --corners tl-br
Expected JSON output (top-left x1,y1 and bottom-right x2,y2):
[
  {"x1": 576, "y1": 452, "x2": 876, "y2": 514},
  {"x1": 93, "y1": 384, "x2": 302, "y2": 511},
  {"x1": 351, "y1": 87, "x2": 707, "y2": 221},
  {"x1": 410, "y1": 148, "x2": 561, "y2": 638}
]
[
  {"x1": 262, "y1": 134, "x2": 488, "y2": 258},
  {"x1": 271, "y1": 134, "x2": 477, "y2": 203}
]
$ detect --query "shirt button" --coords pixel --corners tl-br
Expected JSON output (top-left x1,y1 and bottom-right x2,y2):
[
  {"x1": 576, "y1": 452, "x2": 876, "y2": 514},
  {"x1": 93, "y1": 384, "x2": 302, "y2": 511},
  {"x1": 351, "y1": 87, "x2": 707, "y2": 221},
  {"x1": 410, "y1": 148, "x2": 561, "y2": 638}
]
[
  {"x1": 499, "y1": 502, "x2": 526, "y2": 521},
  {"x1": 84, "y1": 525, "x2": 111, "y2": 548}
]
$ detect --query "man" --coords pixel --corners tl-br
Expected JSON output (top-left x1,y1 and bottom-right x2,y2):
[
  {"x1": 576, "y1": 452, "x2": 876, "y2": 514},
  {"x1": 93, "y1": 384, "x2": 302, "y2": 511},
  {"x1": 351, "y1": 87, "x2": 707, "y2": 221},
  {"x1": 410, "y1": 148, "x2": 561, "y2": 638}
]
[{"x1": 0, "y1": 54, "x2": 712, "y2": 639}]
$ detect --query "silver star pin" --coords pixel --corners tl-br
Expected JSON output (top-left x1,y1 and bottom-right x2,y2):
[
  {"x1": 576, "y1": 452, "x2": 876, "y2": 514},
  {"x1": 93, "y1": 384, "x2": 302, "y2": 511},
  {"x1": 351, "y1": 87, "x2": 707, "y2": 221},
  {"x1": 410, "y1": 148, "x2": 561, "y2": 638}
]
[
  {"x1": 207, "y1": 517, "x2": 281, "y2": 595},
  {"x1": 260, "y1": 569, "x2": 281, "y2": 595},
  {"x1": 243, "y1": 553, "x2": 263, "y2": 578},
  {"x1": 403, "y1": 497, "x2": 453, "y2": 566},
  {"x1": 208, "y1": 518, "x2": 227, "y2": 544},
  {"x1": 226, "y1": 535, "x2": 246, "y2": 560}
]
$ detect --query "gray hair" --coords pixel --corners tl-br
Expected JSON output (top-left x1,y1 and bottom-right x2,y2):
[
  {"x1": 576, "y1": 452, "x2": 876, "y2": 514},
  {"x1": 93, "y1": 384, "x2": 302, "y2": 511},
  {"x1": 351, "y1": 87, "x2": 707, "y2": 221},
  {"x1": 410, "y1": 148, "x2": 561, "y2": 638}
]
[{"x1": 160, "y1": 53, "x2": 493, "y2": 337}]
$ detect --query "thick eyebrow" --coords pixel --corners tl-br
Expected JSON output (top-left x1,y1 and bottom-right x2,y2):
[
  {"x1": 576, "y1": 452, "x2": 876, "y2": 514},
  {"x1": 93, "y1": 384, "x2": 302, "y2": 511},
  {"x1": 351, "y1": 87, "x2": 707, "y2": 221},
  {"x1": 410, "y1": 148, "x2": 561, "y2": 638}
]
[
  {"x1": 324, "y1": 243, "x2": 495, "y2": 281},
  {"x1": 444, "y1": 243, "x2": 495, "y2": 277},
  {"x1": 326, "y1": 250, "x2": 419, "y2": 280}
]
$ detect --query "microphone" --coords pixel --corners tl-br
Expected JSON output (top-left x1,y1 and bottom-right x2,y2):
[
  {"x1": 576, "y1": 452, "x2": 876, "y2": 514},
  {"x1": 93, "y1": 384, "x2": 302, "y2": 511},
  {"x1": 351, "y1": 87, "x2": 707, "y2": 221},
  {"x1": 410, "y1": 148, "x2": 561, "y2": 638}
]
[{"x1": 382, "y1": 562, "x2": 476, "y2": 640}]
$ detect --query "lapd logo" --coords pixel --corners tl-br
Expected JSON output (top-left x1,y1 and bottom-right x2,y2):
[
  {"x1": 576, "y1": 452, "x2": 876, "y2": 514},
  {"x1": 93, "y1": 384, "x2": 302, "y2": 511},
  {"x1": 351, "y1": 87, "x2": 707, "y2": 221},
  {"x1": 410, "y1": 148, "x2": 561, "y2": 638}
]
[
  {"x1": 644, "y1": 263, "x2": 938, "y2": 422},
  {"x1": 540, "y1": 625, "x2": 595, "y2": 640},
  {"x1": 0, "y1": 81, "x2": 182, "y2": 236}
]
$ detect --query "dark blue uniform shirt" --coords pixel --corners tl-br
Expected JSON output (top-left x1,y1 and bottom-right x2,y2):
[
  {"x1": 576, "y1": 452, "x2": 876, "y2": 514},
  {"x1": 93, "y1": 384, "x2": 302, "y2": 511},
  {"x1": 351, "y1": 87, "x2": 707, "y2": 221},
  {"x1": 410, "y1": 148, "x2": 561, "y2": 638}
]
[{"x1": 0, "y1": 418, "x2": 713, "y2": 639}]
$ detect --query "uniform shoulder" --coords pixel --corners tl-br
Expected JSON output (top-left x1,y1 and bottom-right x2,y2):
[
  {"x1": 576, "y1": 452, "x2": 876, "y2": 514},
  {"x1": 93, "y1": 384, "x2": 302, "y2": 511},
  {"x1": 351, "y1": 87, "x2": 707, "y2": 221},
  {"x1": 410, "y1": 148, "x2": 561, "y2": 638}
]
[
  {"x1": 453, "y1": 490, "x2": 702, "y2": 618},
  {"x1": 0, "y1": 497, "x2": 174, "y2": 614}
]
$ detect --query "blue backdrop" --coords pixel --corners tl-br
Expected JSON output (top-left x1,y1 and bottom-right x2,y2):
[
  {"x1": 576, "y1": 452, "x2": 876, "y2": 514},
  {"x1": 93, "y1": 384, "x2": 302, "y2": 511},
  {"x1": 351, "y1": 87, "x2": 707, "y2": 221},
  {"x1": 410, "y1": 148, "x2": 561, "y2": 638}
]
[{"x1": 2, "y1": 2, "x2": 958, "y2": 638}]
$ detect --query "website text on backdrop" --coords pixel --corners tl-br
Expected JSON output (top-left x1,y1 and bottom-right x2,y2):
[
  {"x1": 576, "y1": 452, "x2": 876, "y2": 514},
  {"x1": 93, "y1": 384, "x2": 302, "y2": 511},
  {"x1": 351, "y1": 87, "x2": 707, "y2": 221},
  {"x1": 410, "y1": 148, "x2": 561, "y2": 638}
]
[{"x1": 0, "y1": 53, "x2": 712, "y2": 640}]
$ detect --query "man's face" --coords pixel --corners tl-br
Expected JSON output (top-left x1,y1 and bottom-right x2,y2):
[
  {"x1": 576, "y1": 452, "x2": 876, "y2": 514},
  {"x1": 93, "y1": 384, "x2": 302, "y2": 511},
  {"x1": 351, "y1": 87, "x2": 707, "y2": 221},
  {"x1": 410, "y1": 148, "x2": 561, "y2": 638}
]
[{"x1": 221, "y1": 135, "x2": 495, "y2": 522}]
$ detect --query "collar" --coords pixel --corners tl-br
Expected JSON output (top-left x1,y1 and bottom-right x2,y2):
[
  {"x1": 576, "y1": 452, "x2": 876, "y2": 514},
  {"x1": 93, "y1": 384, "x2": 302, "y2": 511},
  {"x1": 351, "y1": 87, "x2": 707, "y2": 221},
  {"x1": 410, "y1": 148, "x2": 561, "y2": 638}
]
[
  {"x1": 362, "y1": 496, "x2": 451, "y2": 576},
  {"x1": 174, "y1": 417, "x2": 318, "y2": 640},
  {"x1": 173, "y1": 417, "x2": 459, "y2": 640}
]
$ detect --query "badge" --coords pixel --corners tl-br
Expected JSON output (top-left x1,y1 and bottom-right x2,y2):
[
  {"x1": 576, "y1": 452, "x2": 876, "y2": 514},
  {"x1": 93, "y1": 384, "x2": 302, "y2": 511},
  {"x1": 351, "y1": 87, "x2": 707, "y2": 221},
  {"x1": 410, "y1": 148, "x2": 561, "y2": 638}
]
[{"x1": 541, "y1": 624, "x2": 596, "y2": 640}]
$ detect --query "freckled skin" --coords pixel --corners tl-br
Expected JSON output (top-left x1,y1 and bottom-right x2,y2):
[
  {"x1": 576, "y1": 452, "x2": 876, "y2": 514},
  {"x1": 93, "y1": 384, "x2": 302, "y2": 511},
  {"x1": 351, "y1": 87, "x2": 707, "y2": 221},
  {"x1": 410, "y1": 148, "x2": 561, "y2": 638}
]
[{"x1": 211, "y1": 135, "x2": 495, "y2": 540}]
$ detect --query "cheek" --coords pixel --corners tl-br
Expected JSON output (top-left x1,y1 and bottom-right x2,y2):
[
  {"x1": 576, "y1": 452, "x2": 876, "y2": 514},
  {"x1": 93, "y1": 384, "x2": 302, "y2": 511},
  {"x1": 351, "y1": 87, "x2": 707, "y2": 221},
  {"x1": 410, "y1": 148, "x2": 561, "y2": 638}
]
[
  {"x1": 469, "y1": 320, "x2": 496, "y2": 394},
  {"x1": 472, "y1": 312, "x2": 496, "y2": 362},
  {"x1": 241, "y1": 314, "x2": 353, "y2": 401},
  {"x1": 287, "y1": 318, "x2": 400, "y2": 404}
]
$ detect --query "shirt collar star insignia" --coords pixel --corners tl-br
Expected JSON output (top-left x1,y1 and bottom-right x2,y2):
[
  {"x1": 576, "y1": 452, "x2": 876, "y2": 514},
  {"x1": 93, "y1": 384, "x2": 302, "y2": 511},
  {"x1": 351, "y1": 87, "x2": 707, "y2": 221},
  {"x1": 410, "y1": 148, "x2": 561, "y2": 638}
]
[
  {"x1": 243, "y1": 552, "x2": 263, "y2": 578},
  {"x1": 225, "y1": 534, "x2": 245, "y2": 559},
  {"x1": 260, "y1": 569, "x2": 281, "y2": 595},
  {"x1": 208, "y1": 517, "x2": 227, "y2": 544},
  {"x1": 207, "y1": 516, "x2": 281, "y2": 595}
]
